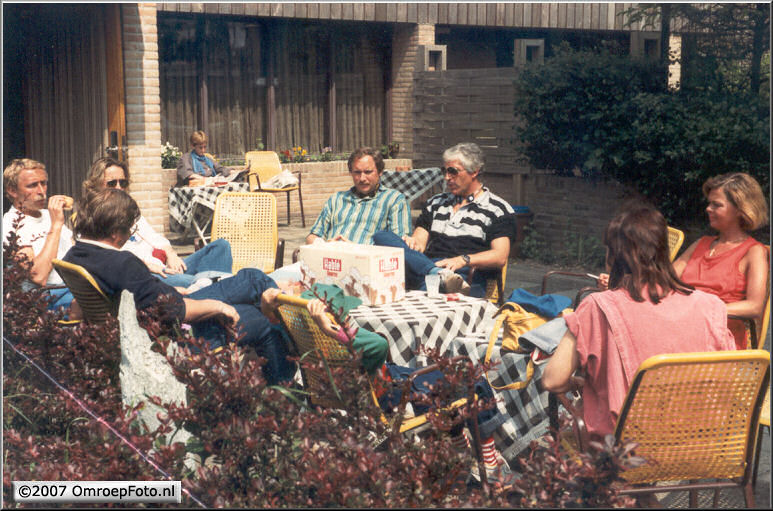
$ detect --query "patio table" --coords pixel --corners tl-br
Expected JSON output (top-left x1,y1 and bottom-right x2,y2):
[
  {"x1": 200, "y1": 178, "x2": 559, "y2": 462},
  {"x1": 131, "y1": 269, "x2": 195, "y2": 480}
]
[
  {"x1": 379, "y1": 167, "x2": 445, "y2": 205},
  {"x1": 348, "y1": 290, "x2": 551, "y2": 464},
  {"x1": 168, "y1": 182, "x2": 250, "y2": 243},
  {"x1": 347, "y1": 290, "x2": 494, "y2": 368}
]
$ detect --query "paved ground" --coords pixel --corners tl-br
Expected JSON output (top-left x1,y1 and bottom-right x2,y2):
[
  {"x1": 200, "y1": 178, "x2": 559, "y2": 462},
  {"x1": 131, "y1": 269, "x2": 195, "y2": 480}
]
[{"x1": 173, "y1": 224, "x2": 771, "y2": 508}]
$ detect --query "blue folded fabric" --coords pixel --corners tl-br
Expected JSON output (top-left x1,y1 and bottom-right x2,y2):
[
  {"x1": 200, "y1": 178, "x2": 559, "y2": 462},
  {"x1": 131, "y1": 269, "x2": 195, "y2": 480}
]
[
  {"x1": 518, "y1": 317, "x2": 567, "y2": 354},
  {"x1": 506, "y1": 288, "x2": 572, "y2": 318}
]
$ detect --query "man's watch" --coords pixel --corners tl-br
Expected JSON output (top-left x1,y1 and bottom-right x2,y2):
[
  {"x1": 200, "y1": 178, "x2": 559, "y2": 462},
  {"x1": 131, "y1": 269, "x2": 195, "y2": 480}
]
[{"x1": 461, "y1": 254, "x2": 471, "y2": 266}]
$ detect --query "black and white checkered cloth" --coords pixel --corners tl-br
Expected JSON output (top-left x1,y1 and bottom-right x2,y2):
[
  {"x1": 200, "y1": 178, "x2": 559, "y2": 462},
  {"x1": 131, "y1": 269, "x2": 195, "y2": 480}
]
[
  {"x1": 350, "y1": 290, "x2": 551, "y2": 463},
  {"x1": 348, "y1": 291, "x2": 494, "y2": 367},
  {"x1": 450, "y1": 331, "x2": 551, "y2": 463},
  {"x1": 168, "y1": 183, "x2": 250, "y2": 235},
  {"x1": 380, "y1": 167, "x2": 445, "y2": 205}
]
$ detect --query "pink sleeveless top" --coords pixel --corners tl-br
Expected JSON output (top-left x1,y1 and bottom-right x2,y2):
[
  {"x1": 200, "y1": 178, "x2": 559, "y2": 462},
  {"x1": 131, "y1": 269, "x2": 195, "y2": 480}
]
[{"x1": 681, "y1": 236, "x2": 764, "y2": 348}]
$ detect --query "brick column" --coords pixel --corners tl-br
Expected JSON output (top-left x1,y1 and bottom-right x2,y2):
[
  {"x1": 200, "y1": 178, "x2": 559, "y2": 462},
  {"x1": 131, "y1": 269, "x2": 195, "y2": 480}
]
[
  {"x1": 122, "y1": 3, "x2": 165, "y2": 231},
  {"x1": 391, "y1": 23, "x2": 435, "y2": 160}
]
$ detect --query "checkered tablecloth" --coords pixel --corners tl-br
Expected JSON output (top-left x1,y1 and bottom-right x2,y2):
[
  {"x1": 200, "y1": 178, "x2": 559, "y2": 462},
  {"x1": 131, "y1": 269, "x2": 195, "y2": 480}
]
[
  {"x1": 348, "y1": 290, "x2": 495, "y2": 368},
  {"x1": 168, "y1": 182, "x2": 250, "y2": 235},
  {"x1": 380, "y1": 167, "x2": 445, "y2": 205},
  {"x1": 450, "y1": 331, "x2": 551, "y2": 463},
  {"x1": 349, "y1": 290, "x2": 550, "y2": 463}
]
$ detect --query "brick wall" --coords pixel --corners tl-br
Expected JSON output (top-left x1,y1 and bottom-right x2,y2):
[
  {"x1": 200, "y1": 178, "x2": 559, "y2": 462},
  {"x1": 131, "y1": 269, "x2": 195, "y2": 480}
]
[
  {"x1": 161, "y1": 159, "x2": 412, "y2": 236},
  {"x1": 482, "y1": 171, "x2": 643, "y2": 252},
  {"x1": 391, "y1": 23, "x2": 435, "y2": 158},
  {"x1": 122, "y1": 3, "x2": 164, "y2": 232}
]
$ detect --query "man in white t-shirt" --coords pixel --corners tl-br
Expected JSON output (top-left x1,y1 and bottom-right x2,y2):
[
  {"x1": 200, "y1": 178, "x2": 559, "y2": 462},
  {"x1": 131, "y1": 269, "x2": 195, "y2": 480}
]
[{"x1": 2, "y1": 158, "x2": 75, "y2": 311}]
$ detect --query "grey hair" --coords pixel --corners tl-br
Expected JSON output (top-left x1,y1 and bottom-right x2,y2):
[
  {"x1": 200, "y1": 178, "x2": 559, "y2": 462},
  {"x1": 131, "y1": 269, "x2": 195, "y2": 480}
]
[{"x1": 442, "y1": 142, "x2": 485, "y2": 174}]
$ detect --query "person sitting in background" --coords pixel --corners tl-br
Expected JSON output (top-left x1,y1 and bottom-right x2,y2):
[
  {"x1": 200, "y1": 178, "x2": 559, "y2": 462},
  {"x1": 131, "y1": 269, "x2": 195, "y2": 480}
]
[
  {"x1": 64, "y1": 188, "x2": 294, "y2": 385},
  {"x1": 306, "y1": 147, "x2": 411, "y2": 245},
  {"x1": 2, "y1": 158, "x2": 76, "y2": 313},
  {"x1": 83, "y1": 157, "x2": 232, "y2": 289},
  {"x1": 673, "y1": 172, "x2": 769, "y2": 349},
  {"x1": 543, "y1": 202, "x2": 736, "y2": 439},
  {"x1": 176, "y1": 131, "x2": 230, "y2": 187},
  {"x1": 374, "y1": 142, "x2": 514, "y2": 297}
]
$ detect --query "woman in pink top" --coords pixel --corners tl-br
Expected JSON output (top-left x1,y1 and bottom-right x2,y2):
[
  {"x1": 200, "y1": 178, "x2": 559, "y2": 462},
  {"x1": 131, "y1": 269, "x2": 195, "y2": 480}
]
[
  {"x1": 543, "y1": 202, "x2": 736, "y2": 438},
  {"x1": 673, "y1": 173, "x2": 769, "y2": 349}
]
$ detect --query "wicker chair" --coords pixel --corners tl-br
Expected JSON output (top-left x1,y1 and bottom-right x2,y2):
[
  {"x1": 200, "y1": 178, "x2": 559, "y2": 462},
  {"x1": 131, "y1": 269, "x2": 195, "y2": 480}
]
[
  {"x1": 667, "y1": 226, "x2": 685, "y2": 261},
  {"x1": 52, "y1": 259, "x2": 118, "y2": 323},
  {"x1": 729, "y1": 245, "x2": 770, "y2": 350},
  {"x1": 275, "y1": 293, "x2": 475, "y2": 437},
  {"x1": 245, "y1": 151, "x2": 305, "y2": 227},
  {"x1": 210, "y1": 191, "x2": 285, "y2": 274},
  {"x1": 467, "y1": 261, "x2": 508, "y2": 305},
  {"x1": 552, "y1": 350, "x2": 770, "y2": 508}
]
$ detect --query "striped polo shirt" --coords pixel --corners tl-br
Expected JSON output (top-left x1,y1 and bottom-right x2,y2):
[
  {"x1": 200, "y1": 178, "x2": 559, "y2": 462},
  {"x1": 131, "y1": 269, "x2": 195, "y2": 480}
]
[
  {"x1": 416, "y1": 188, "x2": 515, "y2": 259},
  {"x1": 309, "y1": 185, "x2": 411, "y2": 244}
]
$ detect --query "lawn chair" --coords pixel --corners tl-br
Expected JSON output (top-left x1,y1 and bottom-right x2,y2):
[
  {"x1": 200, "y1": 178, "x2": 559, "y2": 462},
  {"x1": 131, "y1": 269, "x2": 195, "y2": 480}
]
[
  {"x1": 667, "y1": 226, "x2": 685, "y2": 261},
  {"x1": 550, "y1": 349, "x2": 770, "y2": 508},
  {"x1": 274, "y1": 293, "x2": 486, "y2": 472},
  {"x1": 245, "y1": 151, "x2": 305, "y2": 227},
  {"x1": 467, "y1": 262, "x2": 508, "y2": 305},
  {"x1": 52, "y1": 259, "x2": 118, "y2": 323},
  {"x1": 210, "y1": 191, "x2": 285, "y2": 274},
  {"x1": 729, "y1": 245, "x2": 770, "y2": 350},
  {"x1": 539, "y1": 225, "x2": 687, "y2": 308}
]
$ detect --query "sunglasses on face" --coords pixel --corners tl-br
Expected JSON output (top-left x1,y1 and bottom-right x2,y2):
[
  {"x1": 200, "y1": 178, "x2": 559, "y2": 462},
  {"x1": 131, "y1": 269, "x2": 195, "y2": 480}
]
[
  {"x1": 106, "y1": 179, "x2": 129, "y2": 189},
  {"x1": 442, "y1": 166, "x2": 463, "y2": 177}
]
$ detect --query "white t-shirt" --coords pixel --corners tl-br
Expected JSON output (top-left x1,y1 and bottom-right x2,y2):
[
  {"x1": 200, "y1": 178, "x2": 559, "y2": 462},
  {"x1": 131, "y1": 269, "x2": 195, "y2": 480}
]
[
  {"x1": 2, "y1": 206, "x2": 73, "y2": 286},
  {"x1": 121, "y1": 215, "x2": 172, "y2": 267}
]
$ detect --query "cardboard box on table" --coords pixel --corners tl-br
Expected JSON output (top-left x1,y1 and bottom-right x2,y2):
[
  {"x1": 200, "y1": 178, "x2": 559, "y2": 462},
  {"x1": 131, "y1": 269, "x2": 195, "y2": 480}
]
[{"x1": 298, "y1": 241, "x2": 405, "y2": 305}]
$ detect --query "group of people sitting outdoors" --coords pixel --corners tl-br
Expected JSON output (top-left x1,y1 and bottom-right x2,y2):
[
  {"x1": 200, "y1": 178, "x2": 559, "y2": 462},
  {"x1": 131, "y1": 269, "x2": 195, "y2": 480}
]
[{"x1": 3, "y1": 137, "x2": 769, "y2": 488}]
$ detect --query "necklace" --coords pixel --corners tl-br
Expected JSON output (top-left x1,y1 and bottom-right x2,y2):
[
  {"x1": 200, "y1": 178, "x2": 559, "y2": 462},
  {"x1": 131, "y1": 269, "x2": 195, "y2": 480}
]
[{"x1": 708, "y1": 236, "x2": 748, "y2": 257}]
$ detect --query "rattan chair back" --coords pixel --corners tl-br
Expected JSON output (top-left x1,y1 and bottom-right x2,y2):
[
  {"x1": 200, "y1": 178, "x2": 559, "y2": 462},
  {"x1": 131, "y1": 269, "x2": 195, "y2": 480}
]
[
  {"x1": 667, "y1": 226, "x2": 684, "y2": 262},
  {"x1": 52, "y1": 259, "x2": 117, "y2": 323},
  {"x1": 615, "y1": 350, "x2": 770, "y2": 499},
  {"x1": 276, "y1": 294, "x2": 354, "y2": 409},
  {"x1": 211, "y1": 192, "x2": 279, "y2": 273}
]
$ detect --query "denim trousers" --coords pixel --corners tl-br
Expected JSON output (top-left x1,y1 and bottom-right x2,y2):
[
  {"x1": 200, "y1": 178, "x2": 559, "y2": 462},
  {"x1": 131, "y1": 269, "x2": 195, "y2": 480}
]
[
  {"x1": 157, "y1": 238, "x2": 233, "y2": 288},
  {"x1": 372, "y1": 230, "x2": 488, "y2": 297},
  {"x1": 188, "y1": 268, "x2": 294, "y2": 385}
]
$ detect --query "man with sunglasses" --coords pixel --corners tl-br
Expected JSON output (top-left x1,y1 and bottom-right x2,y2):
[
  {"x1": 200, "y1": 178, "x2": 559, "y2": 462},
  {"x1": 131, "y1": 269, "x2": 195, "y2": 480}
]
[
  {"x1": 2, "y1": 158, "x2": 76, "y2": 311},
  {"x1": 305, "y1": 147, "x2": 410, "y2": 245},
  {"x1": 374, "y1": 142, "x2": 515, "y2": 296}
]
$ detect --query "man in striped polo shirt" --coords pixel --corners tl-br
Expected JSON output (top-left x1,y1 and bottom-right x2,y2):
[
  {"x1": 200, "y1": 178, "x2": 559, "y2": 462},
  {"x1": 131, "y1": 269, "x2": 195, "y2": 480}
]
[
  {"x1": 306, "y1": 147, "x2": 411, "y2": 245},
  {"x1": 374, "y1": 142, "x2": 515, "y2": 297}
]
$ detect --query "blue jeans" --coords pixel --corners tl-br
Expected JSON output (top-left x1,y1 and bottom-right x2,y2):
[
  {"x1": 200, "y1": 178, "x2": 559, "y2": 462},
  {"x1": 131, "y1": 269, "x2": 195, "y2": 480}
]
[
  {"x1": 156, "y1": 238, "x2": 233, "y2": 288},
  {"x1": 372, "y1": 231, "x2": 488, "y2": 297},
  {"x1": 47, "y1": 287, "x2": 73, "y2": 311},
  {"x1": 188, "y1": 268, "x2": 294, "y2": 385}
]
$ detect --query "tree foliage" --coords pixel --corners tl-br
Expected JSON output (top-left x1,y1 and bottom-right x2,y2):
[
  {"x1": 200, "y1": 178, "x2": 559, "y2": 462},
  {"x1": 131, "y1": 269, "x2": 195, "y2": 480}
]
[{"x1": 514, "y1": 44, "x2": 770, "y2": 224}]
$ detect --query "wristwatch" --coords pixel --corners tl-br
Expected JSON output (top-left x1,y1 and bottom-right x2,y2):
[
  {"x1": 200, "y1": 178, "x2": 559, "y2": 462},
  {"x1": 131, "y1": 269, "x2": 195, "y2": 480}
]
[{"x1": 461, "y1": 254, "x2": 471, "y2": 266}]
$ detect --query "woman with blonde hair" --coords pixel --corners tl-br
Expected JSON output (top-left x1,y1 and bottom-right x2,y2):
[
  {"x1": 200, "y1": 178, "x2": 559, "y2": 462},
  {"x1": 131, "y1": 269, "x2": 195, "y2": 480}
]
[
  {"x1": 82, "y1": 157, "x2": 232, "y2": 289},
  {"x1": 673, "y1": 172, "x2": 769, "y2": 349}
]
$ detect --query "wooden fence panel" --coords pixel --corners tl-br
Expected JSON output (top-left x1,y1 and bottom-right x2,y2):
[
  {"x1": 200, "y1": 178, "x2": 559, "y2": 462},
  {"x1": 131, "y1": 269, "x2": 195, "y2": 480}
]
[{"x1": 413, "y1": 68, "x2": 525, "y2": 175}]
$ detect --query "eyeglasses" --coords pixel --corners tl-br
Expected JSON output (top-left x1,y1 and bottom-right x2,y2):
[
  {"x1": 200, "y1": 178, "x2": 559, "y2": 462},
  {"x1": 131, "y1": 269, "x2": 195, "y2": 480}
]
[
  {"x1": 106, "y1": 179, "x2": 129, "y2": 189},
  {"x1": 350, "y1": 170, "x2": 377, "y2": 177},
  {"x1": 442, "y1": 166, "x2": 464, "y2": 177}
]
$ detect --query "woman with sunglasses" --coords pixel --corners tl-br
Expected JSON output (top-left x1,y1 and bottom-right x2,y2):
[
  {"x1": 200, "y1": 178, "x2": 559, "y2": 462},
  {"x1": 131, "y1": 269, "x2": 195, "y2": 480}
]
[{"x1": 81, "y1": 157, "x2": 233, "y2": 289}]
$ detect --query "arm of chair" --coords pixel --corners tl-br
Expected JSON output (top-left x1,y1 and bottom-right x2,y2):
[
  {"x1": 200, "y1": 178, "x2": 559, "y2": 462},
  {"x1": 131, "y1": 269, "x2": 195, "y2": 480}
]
[
  {"x1": 728, "y1": 314, "x2": 758, "y2": 349},
  {"x1": 292, "y1": 247, "x2": 301, "y2": 264},
  {"x1": 541, "y1": 270, "x2": 598, "y2": 296},
  {"x1": 275, "y1": 239, "x2": 285, "y2": 270},
  {"x1": 546, "y1": 372, "x2": 588, "y2": 452}
]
